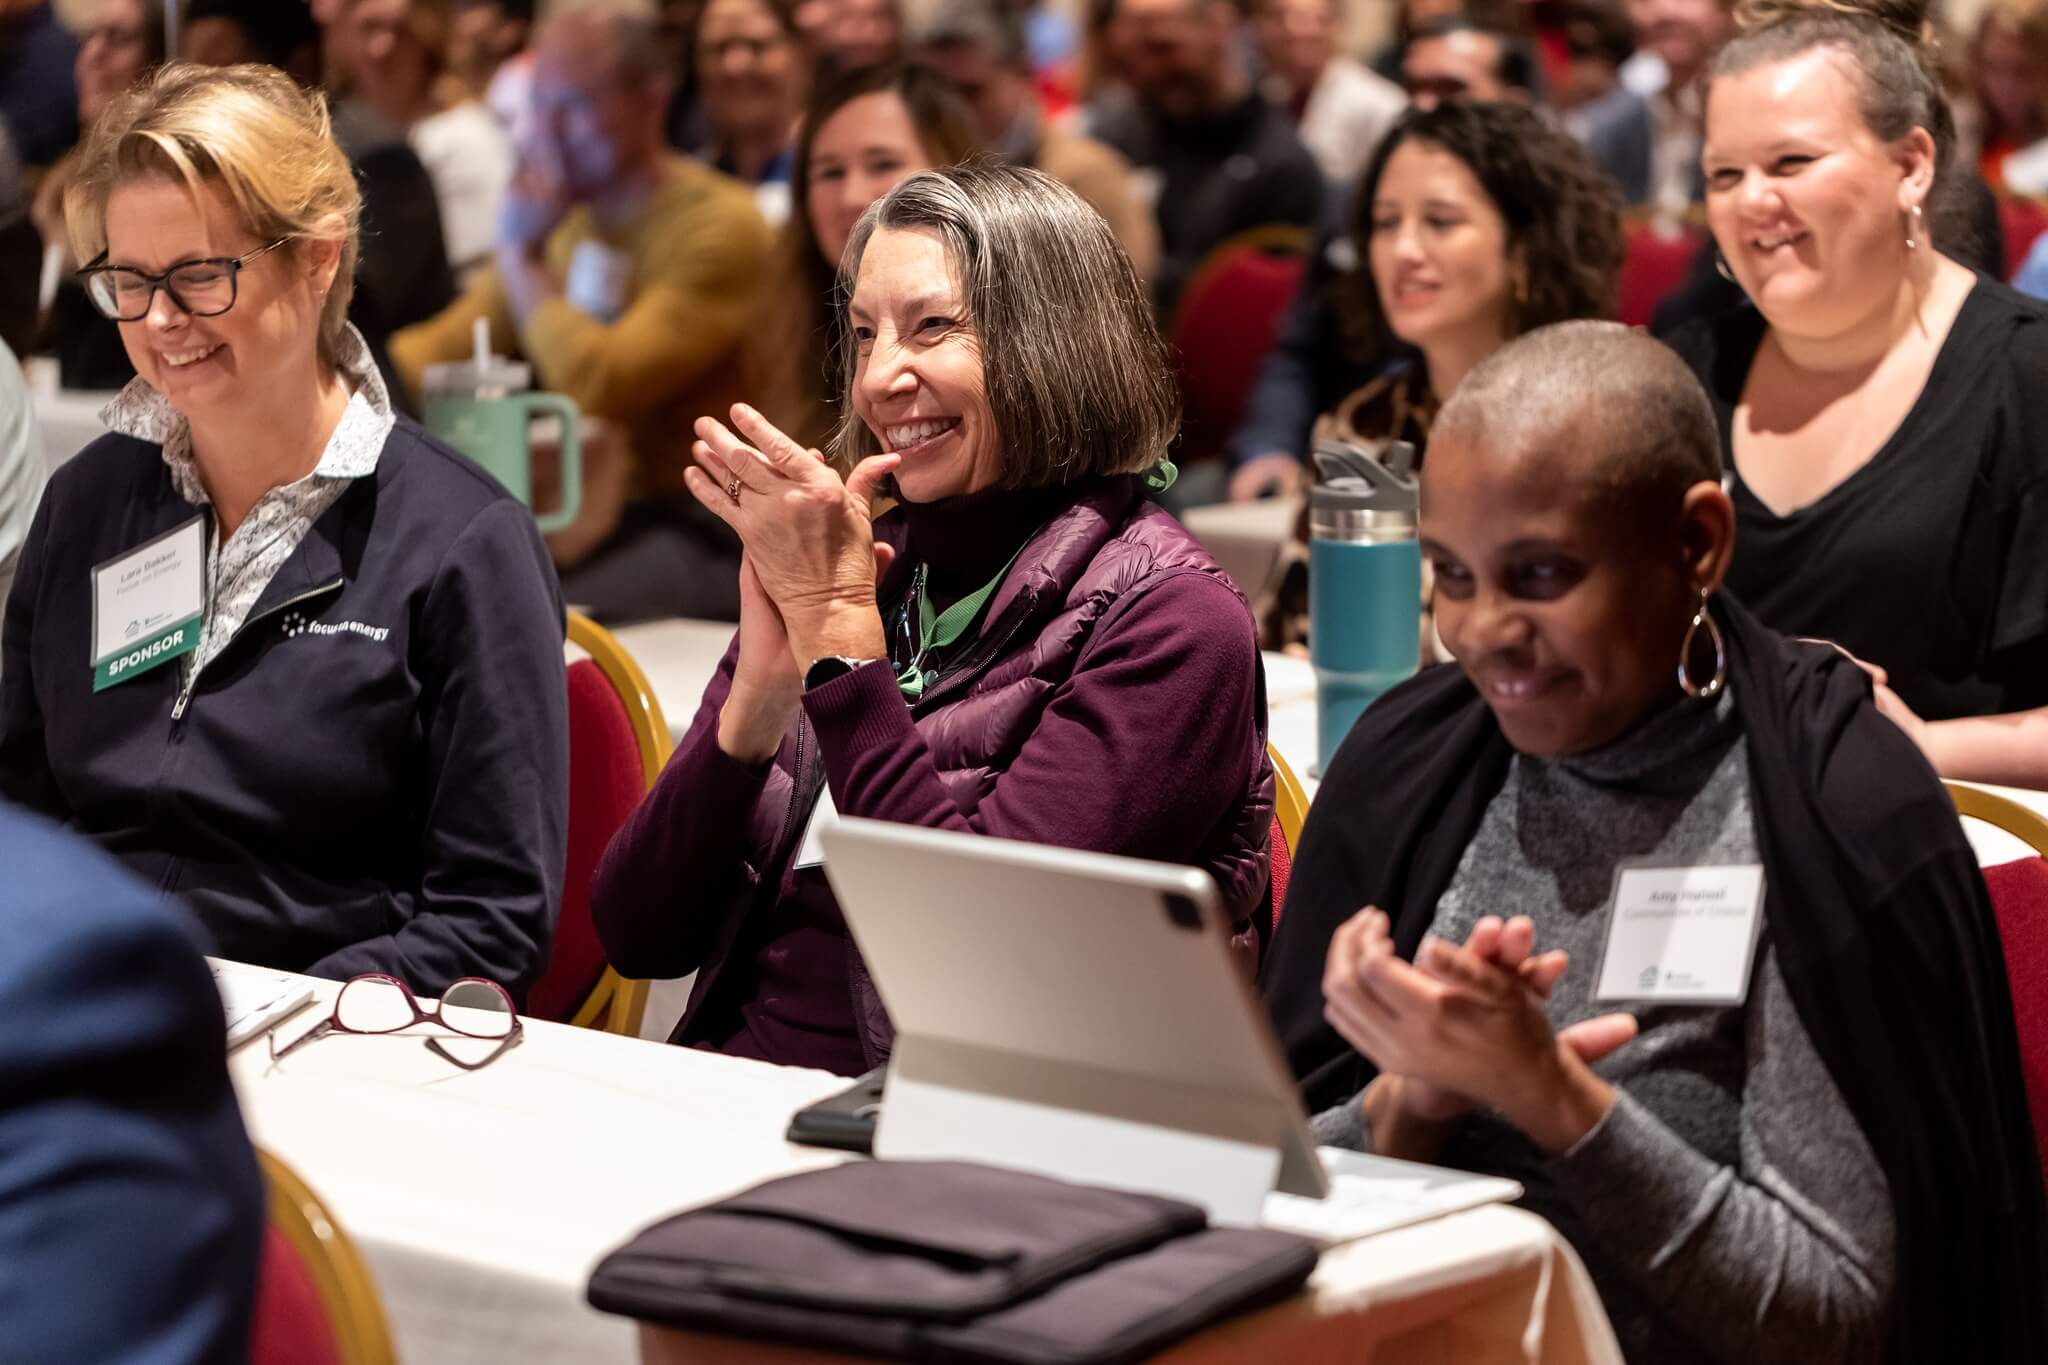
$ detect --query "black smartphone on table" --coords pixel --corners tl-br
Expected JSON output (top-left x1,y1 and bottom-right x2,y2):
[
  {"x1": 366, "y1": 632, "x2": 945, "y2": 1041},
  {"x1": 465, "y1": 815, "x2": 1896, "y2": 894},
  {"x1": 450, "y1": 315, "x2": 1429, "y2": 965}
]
[{"x1": 784, "y1": 1066, "x2": 886, "y2": 1154}]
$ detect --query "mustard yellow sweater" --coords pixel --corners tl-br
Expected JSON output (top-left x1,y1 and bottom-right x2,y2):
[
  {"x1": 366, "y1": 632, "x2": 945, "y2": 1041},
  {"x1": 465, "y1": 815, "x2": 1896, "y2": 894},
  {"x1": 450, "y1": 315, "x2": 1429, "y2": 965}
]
[{"x1": 391, "y1": 157, "x2": 770, "y2": 497}]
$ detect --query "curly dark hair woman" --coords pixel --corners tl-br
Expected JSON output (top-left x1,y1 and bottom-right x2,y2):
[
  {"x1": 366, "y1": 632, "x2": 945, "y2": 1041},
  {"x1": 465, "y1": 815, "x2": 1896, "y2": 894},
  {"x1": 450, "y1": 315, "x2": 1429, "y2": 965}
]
[
  {"x1": 1224, "y1": 100, "x2": 1624, "y2": 655},
  {"x1": 1335, "y1": 100, "x2": 1626, "y2": 389}
]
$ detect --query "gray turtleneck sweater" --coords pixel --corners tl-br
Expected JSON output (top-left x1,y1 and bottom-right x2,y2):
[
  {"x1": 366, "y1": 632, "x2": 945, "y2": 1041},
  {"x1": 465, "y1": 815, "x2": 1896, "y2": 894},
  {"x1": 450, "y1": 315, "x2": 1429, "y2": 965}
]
[{"x1": 1313, "y1": 693, "x2": 1895, "y2": 1364}]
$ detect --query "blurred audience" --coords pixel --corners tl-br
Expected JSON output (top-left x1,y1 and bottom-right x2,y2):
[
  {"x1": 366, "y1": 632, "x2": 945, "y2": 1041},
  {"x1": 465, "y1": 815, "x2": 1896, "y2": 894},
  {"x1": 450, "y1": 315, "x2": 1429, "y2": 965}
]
[
  {"x1": 1971, "y1": 0, "x2": 2048, "y2": 191},
  {"x1": 3, "y1": 63, "x2": 567, "y2": 994},
  {"x1": 915, "y1": 0, "x2": 1159, "y2": 279},
  {"x1": 0, "y1": 802, "x2": 264, "y2": 1364},
  {"x1": 179, "y1": 0, "x2": 321, "y2": 83},
  {"x1": 28, "y1": 0, "x2": 163, "y2": 389},
  {"x1": 1228, "y1": 100, "x2": 1622, "y2": 502},
  {"x1": 1255, "y1": 0, "x2": 1408, "y2": 184},
  {"x1": 0, "y1": 0, "x2": 79, "y2": 168},
  {"x1": 821, "y1": 0, "x2": 902, "y2": 72},
  {"x1": 1091, "y1": 0, "x2": 1324, "y2": 318},
  {"x1": 392, "y1": 2, "x2": 770, "y2": 622},
  {"x1": 1553, "y1": 0, "x2": 1639, "y2": 114},
  {"x1": 0, "y1": 122, "x2": 28, "y2": 356},
  {"x1": 334, "y1": 0, "x2": 514, "y2": 273},
  {"x1": 0, "y1": 336, "x2": 41, "y2": 611},
  {"x1": 695, "y1": 0, "x2": 807, "y2": 226},
  {"x1": 1672, "y1": 3, "x2": 2048, "y2": 781},
  {"x1": 1401, "y1": 17, "x2": 1540, "y2": 107},
  {"x1": 752, "y1": 62, "x2": 978, "y2": 450},
  {"x1": 1369, "y1": 0, "x2": 1500, "y2": 82},
  {"x1": 451, "y1": 0, "x2": 535, "y2": 100},
  {"x1": 1608, "y1": 0, "x2": 1732, "y2": 212},
  {"x1": 177, "y1": 0, "x2": 455, "y2": 401}
]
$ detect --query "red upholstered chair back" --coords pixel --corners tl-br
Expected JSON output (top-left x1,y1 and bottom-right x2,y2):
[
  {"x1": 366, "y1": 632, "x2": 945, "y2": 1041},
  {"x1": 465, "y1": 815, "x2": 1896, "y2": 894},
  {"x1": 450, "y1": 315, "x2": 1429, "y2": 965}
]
[
  {"x1": 1618, "y1": 221, "x2": 1704, "y2": 328},
  {"x1": 250, "y1": 1223, "x2": 344, "y2": 1365},
  {"x1": 251, "y1": 1151, "x2": 394, "y2": 1365},
  {"x1": 1982, "y1": 856, "x2": 2048, "y2": 1176},
  {"x1": 1268, "y1": 744, "x2": 1309, "y2": 934},
  {"x1": 527, "y1": 657, "x2": 647, "y2": 1024},
  {"x1": 1268, "y1": 813, "x2": 1293, "y2": 934},
  {"x1": 1170, "y1": 227, "x2": 1311, "y2": 468}
]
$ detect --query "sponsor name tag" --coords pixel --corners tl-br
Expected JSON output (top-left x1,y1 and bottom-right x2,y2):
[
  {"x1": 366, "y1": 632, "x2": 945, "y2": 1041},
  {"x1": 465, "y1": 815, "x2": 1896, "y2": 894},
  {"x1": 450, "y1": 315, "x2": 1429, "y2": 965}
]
[
  {"x1": 1593, "y1": 863, "x2": 1766, "y2": 1006},
  {"x1": 90, "y1": 516, "x2": 206, "y2": 692},
  {"x1": 793, "y1": 785, "x2": 840, "y2": 870}
]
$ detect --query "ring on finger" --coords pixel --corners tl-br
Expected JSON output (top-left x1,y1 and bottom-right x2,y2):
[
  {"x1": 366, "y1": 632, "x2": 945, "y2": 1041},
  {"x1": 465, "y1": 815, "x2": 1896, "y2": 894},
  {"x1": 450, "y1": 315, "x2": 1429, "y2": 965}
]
[{"x1": 725, "y1": 471, "x2": 743, "y2": 502}]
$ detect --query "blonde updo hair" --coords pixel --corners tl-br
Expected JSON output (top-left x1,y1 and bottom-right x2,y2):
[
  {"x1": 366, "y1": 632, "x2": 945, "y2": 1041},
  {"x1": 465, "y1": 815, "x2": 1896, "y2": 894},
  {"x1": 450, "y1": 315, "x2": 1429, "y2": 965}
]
[{"x1": 64, "y1": 63, "x2": 363, "y2": 373}]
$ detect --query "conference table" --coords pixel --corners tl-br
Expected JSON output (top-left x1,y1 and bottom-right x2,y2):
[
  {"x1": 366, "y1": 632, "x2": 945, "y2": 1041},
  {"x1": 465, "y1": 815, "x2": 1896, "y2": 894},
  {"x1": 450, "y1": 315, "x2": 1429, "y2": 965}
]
[{"x1": 226, "y1": 964, "x2": 1624, "y2": 1365}]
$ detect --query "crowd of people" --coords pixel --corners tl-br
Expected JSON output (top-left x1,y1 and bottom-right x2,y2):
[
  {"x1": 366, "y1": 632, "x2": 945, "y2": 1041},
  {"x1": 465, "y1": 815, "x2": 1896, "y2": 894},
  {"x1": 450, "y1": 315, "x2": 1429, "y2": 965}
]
[{"x1": 1, "y1": 0, "x2": 2047, "y2": 1360}]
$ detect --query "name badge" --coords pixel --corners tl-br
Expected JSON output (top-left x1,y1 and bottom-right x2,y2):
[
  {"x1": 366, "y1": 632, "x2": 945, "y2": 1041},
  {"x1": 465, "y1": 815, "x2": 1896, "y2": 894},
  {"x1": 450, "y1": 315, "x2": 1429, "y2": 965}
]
[
  {"x1": 90, "y1": 517, "x2": 206, "y2": 692},
  {"x1": 1593, "y1": 863, "x2": 1766, "y2": 1006},
  {"x1": 793, "y1": 785, "x2": 840, "y2": 870},
  {"x1": 564, "y1": 240, "x2": 633, "y2": 323}
]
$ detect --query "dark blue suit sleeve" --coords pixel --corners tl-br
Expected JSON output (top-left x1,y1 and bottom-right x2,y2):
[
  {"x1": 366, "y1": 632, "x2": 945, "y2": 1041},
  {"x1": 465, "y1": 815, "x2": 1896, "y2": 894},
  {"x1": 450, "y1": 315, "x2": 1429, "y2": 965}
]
[{"x1": 0, "y1": 807, "x2": 264, "y2": 1365}]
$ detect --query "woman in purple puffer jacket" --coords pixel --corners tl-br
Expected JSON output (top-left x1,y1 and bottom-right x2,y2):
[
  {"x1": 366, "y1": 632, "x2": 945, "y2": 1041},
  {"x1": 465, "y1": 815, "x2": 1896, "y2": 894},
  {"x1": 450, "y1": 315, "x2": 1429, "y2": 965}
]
[{"x1": 591, "y1": 162, "x2": 1274, "y2": 1075}]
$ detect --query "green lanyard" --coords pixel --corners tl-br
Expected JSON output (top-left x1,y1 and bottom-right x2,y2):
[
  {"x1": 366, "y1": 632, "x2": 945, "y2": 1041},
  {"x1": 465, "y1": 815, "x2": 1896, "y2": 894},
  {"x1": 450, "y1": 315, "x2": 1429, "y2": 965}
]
[{"x1": 895, "y1": 547, "x2": 1024, "y2": 700}]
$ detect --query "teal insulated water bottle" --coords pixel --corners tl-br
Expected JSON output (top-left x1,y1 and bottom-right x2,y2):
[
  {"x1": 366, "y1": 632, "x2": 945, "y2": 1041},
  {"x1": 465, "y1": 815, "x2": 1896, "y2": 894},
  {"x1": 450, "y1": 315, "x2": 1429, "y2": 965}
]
[{"x1": 1308, "y1": 439, "x2": 1420, "y2": 776}]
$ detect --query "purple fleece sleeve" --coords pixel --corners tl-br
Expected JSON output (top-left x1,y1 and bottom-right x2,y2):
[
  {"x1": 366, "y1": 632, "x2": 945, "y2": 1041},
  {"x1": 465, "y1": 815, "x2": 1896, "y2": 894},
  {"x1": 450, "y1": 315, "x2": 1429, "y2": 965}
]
[
  {"x1": 589, "y1": 634, "x2": 778, "y2": 980},
  {"x1": 801, "y1": 570, "x2": 1265, "y2": 868}
]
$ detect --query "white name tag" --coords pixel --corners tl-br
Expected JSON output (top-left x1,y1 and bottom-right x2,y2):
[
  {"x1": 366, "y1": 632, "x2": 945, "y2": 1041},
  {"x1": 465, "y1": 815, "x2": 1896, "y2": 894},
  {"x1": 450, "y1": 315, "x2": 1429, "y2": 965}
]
[
  {"x1": 564, "y1": 240, "x2": 633, "y2": 323},
  {"x1": 793, "y1": 784, "x2": 840, "y2": 870},
  {"x1": 90, "y1": 516, "x2": 206, "y2": 692},
  {"x1": 1593, "y1": 864, "x2": 1766, "y2": 1006}
]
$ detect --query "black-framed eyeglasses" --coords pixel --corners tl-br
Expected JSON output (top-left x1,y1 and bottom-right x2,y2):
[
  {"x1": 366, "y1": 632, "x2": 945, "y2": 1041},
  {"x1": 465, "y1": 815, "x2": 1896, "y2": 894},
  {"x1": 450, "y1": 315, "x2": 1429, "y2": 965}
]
[
  {"x1": 76, "y1": 237, "x2": 290, "y2": 322},
  {"x1": 268, "y1": 973, "x2": 524, "y2": 1072}
]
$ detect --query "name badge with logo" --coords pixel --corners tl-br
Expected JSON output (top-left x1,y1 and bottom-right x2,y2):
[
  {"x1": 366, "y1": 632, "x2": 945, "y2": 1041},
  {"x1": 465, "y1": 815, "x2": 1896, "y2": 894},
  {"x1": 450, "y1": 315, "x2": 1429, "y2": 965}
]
[
  {"x1": 90, "y1": 516, "x2": 206, "y2": 692},
  {"x1": 1593, "y1": 863, "x2": 1766, "y2": 1006}
]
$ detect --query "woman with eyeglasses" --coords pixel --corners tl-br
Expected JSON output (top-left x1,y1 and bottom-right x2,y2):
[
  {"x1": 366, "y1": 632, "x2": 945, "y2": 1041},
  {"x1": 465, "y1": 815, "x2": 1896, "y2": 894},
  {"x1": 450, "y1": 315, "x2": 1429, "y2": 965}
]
[{"x1": 0, "y1": 63, "x2": 569, "y2": 1002}]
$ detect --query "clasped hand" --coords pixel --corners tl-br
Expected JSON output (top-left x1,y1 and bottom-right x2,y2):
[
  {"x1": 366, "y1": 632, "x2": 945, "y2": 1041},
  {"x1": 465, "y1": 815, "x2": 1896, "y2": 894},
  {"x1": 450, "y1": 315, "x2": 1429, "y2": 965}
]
[
  {"x1": 1323, "y1": 910, "x2": 1636, "y2": 1154},
  {"x1": 685, "y1": 406, "x2": 899, "y2": 761}
]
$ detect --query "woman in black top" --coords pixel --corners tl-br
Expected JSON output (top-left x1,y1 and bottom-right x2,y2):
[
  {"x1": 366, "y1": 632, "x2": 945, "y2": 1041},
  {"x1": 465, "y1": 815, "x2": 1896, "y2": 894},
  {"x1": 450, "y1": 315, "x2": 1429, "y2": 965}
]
[{"x1": 1673, "y1": 6, "x2": 2048, "y2": 781}]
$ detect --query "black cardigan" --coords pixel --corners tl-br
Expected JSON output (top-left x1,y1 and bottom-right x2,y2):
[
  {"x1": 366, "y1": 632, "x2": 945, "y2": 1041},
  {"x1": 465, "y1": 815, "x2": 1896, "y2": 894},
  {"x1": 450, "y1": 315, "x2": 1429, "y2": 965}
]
[{"x1": 1260, "y1": 594, "x2": 2047, "y2": 1364}]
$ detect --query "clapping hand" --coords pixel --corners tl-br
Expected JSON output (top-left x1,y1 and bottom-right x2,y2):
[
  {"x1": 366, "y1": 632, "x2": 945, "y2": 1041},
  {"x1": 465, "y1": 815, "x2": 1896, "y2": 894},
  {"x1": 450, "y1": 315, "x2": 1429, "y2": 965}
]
[
  {"x1": 1323, "y1": 910, "x2": 1635, "y2": 1152},
  {"x1": 685, "y1": 404, "x2": 898, "y2": 671}
]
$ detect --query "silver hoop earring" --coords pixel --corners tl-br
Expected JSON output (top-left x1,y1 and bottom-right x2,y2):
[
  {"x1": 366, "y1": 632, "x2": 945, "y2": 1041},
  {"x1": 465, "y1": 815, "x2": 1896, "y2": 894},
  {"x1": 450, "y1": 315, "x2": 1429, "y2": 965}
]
[
  {"x1": 1714, "y1": 248, "x2": 1736, "y2": 282},
  {"x1": 1678, "y1": 588, "x2": 1727, "y2": 699}
]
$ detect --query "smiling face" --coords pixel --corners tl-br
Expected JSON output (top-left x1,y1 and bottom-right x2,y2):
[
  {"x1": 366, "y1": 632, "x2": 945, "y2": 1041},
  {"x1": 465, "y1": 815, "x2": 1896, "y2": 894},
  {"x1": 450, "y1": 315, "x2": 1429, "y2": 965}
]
[
  {"x1": 697, "y1": 0, "x2": 802, "y2": 143},
  {"x1": 806, "y1": 91, "x2": 937, "y2": 267},
  {"x1": 1625, "y1": 0, "x2": 1732, "y2": 85},
  {"x1": 102, "y1": 177, "x2": 333, "y2": 424},
  {"x1": 1369, "y1": 138, "x2": 1517, "y2": 360},
  {"x1": 848, "y1": 226, "x2": 1001, "y2": 502},
  {"x1": 1703, "y1": 48, "x2": 1932, "y2": 336},
  {"x1": 1421, "y1": 428, "x2": 1697, "y2": 757}
]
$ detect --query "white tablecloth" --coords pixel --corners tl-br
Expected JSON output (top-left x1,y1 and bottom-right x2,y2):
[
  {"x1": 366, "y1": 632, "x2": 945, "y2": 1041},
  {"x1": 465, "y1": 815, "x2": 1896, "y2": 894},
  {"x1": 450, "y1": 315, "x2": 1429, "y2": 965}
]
[
  {"x1": 227, "y1": 965, "x2": 1620, "y2": 1365},
  {"x1": 228, "y1": 966, "x2": 850, "y2": 1365}
]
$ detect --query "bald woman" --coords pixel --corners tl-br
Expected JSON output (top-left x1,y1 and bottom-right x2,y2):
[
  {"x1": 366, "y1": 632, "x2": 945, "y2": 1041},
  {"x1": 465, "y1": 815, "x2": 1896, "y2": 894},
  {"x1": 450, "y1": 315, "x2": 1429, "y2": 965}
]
[{"x1": 1260, "y1": 323, "x2": 2046, "y2": 1364}]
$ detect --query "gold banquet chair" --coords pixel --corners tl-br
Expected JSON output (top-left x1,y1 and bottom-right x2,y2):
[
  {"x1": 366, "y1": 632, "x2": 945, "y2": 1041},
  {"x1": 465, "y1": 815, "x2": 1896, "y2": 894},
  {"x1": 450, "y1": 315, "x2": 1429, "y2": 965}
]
[
  {"x1": 526, "y1": 611, "x2": 671, "y2": 1036},
  {"x1": 250, "y1": 1150, "x2": 397, "y2": 1365}
]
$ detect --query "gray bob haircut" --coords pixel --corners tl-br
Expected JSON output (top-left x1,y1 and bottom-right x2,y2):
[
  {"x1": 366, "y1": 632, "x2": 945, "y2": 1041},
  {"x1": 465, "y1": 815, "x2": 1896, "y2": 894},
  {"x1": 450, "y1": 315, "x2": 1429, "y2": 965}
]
[{"x1": 827, "y1": 160, "x2": 1180, "y2": 488}]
